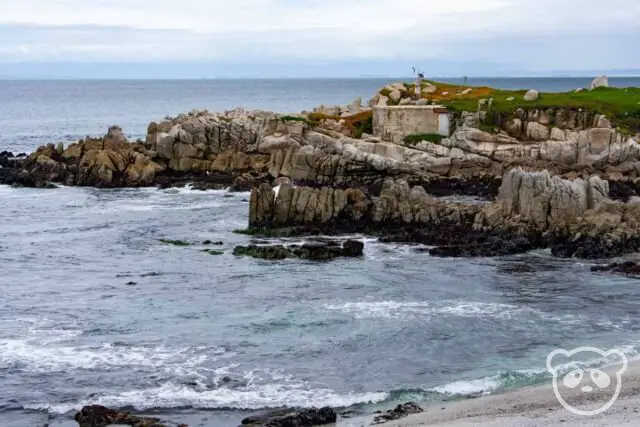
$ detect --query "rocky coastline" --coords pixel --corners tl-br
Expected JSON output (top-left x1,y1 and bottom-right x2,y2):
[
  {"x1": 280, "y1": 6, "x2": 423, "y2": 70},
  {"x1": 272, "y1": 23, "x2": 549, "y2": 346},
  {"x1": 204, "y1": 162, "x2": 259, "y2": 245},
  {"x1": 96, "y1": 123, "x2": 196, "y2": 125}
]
[
  {"x1": 3, "y1": 79, "x2": 640, "y2": 426},
  {"x1": 3, "y1": 79, "x2": 640, "y2": 265}
]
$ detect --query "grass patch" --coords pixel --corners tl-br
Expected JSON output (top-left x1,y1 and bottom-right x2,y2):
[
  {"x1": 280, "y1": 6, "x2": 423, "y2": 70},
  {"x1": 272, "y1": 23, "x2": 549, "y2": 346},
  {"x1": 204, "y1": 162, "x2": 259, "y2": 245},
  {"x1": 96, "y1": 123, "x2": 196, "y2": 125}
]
[
  {"x1": 159, "y1": 239, "x2": 192, "y2": 246},
  {"x1": 411, "y1": 80, "x2": 640, "y2": 133},
  {"x1": 404, "y1": 133, "x2": 444, "y2": 146},
  {"x1": 202, "y1": 249, "x2": 224, "y2": 255}
]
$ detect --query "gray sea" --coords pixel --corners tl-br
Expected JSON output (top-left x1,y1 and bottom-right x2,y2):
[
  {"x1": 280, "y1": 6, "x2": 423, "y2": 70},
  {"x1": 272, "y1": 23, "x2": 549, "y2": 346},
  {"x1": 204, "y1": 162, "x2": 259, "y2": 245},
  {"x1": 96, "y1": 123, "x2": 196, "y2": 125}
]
[{"x1": 2, "y1": 78, "x2": 640, "y2": 426}]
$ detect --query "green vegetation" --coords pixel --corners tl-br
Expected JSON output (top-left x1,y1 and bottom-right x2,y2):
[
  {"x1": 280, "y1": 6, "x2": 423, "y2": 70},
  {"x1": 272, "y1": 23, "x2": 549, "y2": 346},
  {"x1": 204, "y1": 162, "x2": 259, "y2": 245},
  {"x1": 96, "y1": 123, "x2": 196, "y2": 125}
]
[
  {"x1": 202, "y1": 249, "x2": 224, "y2": 255},
  {"x1": 379, "y1": 80, "x2": 640, "y2": 134},
  {"x1": 404, "y1": 133, "x2": 444, "y2": 146},
  {"x1": 280, "y1": 115, "x2": 318, "y2": 127},
  {"x1": 379, "y1": 88, "x2": 392, "y2": 97},
  {"x1": 159, "y1": 239, "x2": 192, "y2": 246},
  {"x1": 353, "y1": 114, "x2": 373, "y2": 139}
]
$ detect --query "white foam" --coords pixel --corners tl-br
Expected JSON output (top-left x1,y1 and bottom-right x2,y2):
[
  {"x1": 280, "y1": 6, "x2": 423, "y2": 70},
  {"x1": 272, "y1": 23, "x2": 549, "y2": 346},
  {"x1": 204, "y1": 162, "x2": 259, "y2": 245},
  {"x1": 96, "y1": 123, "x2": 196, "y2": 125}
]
[
  {"x1": 324, "y1": 300, "x2": 539, "y2": 320},
  {"x1": 430, "y1": 376, "x2": 504, "y2": 396},
  {"x1": 28, "y1": 379, "x2": 388, "y2": 414},
  {"x1": 0, "y1": 339, "x2": 225, "y2": 373}
]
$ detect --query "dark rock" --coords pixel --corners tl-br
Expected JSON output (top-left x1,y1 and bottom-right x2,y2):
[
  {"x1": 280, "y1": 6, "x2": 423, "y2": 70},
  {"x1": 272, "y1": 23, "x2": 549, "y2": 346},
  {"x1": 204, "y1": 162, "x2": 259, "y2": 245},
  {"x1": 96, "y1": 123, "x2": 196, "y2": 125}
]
[
  {"x1": 372, "y1": 402, "x2": 424, "y2": 424},
  {"x1": 411, "y1": 176, "x2": 501, "y2": 199},
  {"x1": 591, "y1": 261, "x2": 640, "y2": 277},
  {"x1": 74, "y1": 405, "x2": 167, "y2": 427},
  {"x1": 429, "y1": 236, "x2": 533, "y2": 257},
  {"x1": 202, "y1": 249, "x2": 224, "y2": 256},
  {"x1": 241, "y1": 407, "x2": 336, "y2": 426},
  {"x1": 203, "y1": 240, "x2": 224, "y2": 246},
  {"x1": 342, "y1": 240, "x2": 365, "y2": 257},
  {"x1": 126, "y1": 281, "x2": 138, "y2": 286},
  {"x1": 233, "y1": 240, "x2": 364, "y2": 261},
  {"x1": 551, "y1": 236, "x2": 640, "y2": 259},
  {"x1": 234, "y1": 244, "x2": 291, "y2": 260},
  {"x1": 159, "y1": 239, "x2": 192, "y2": 246}
]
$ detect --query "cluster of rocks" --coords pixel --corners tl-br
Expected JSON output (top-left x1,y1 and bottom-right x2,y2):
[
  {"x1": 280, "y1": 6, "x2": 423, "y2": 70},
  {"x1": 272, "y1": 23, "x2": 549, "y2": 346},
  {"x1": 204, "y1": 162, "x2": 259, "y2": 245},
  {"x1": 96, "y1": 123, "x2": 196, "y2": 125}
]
[
  {"x1": 245, "y1": 167, "x2": 640, "y2": 259},
  {"x1": 372, "y1": 402, "x2": 424, "y2": 424},
  {"x1": 233, "y1": 239, "x2": 364, "y2": 261}
]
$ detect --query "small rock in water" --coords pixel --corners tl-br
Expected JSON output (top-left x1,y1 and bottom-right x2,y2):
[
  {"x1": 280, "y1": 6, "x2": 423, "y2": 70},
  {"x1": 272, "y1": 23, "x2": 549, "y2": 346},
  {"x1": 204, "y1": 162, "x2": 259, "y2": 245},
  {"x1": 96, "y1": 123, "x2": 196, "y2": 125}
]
[
  {"x1": 202, "y1": 240, "x2": 223, "y2": 245},
  {"x1": 372, "y1": 402, "x2": 424, "y2": 424},
  {"x1": 126, "y1": 281, "x2": 137, "y2": 286}
]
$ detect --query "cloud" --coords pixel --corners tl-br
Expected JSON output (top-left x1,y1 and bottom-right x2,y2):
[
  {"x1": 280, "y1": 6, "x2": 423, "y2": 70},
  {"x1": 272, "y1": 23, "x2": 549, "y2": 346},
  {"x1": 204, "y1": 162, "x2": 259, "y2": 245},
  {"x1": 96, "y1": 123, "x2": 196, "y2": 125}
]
[{"x1": 1, "y1": 0, "x2": 639, "y2": 75}]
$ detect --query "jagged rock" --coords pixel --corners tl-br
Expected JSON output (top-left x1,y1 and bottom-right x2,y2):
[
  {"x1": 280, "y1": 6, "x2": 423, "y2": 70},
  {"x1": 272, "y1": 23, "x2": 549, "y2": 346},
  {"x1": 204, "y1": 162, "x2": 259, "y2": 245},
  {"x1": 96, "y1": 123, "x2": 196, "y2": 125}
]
[
  {"x1": 74, "y1": 405, "x2": 167, "y2": 427},
  {"x1": 373, "y1": 403, "x2": 424, "y2": 424},
  {"x1": 475, "y1": 168, "x2": 610, "y2": 234},
  {"x1": 524, "y1": 90, "x2": 539, "y2": 101},
  {"x1": 590, "y1": 76, "x2": 609, "y2": 90},
  {"x1": 241, "y1": 407, "x2": 337, "y2": 426}
]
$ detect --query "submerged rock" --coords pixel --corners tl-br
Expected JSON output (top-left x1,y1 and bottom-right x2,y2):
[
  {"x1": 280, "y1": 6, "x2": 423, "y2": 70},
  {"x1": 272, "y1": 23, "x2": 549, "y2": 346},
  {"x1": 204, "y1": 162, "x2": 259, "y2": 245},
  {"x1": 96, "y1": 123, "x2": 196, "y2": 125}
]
[
  {"x1": 241, "y1": 407, "x2": 337, "y2": 426},
  {"x1": 372, "y1": 402, "x2": 424, "y2": 424},
  {"x1": 591, "y1": 261, "x2": 640, "y2": 277},
  {"x1": 233, "y1": 240, "x2": 364, "y2": 261},
  {"x1": 74, "y1": 405, "x2": 168, "y2": 427},
  {"x1": 429, "y1": 236, "x2": 533, "y2": 257}
]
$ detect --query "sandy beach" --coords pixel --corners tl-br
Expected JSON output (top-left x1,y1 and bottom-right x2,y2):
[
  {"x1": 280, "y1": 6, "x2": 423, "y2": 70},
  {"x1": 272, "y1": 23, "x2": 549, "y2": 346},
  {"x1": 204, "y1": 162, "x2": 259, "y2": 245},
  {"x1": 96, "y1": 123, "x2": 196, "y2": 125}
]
[{"x1": 379, "y1": 361, "x2": 640, "y2": 427}]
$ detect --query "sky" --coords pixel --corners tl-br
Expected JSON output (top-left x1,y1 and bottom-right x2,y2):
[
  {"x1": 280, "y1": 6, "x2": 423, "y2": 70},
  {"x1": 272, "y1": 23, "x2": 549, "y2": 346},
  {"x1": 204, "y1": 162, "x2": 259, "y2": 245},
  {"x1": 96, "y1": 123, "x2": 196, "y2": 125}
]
[{"x1": 1, "y1": 0, "x2": 639, "y2": 78}]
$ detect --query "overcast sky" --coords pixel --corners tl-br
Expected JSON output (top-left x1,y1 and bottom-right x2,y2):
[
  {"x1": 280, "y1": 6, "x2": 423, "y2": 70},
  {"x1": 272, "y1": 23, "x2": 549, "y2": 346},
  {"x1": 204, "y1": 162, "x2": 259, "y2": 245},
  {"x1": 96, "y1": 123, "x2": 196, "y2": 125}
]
[{"x1": 1, "y1": 0, "x2": 639, "y2": 78}]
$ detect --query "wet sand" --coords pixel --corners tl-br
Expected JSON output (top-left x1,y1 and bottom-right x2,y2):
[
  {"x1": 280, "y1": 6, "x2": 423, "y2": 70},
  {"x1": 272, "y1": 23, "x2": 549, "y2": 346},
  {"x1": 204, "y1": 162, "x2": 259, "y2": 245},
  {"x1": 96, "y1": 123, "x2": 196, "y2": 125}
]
[{"x1": 380, "y1": 361, "x2": 640, "y2": 426}]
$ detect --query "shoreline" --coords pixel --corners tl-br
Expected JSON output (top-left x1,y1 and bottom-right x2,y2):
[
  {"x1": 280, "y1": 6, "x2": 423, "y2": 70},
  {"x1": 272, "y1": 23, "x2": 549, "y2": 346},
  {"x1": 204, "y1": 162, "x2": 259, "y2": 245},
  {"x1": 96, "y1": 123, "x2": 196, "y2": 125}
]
[{"x1": 378, "y1": 360, "x2": 640, "y2": 426}]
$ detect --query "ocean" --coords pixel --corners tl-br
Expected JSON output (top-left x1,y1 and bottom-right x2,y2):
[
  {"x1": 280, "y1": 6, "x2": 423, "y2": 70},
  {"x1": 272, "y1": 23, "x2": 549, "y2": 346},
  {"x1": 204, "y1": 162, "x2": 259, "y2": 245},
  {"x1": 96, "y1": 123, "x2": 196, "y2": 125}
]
[{"x1": 2, "y1": 78, "x2": 640, "y2": 427}]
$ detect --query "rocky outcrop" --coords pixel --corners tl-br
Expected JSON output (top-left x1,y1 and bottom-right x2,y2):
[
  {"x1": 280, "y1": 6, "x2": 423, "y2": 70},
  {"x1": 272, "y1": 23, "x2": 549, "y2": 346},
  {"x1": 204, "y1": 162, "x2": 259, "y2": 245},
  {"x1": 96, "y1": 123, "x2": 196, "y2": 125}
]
[
  {"x1": 248, "y1": 180, "x2": 479, "y2": 231},
  {"x1": 233, "y1": 239, "x2": 364, "y2": 261},
  {"x1": 245, "y1": 166, "x2": 640, "y2": 259},
  {"x1": 241, "y1": 407, "x2": 337, "y2": 426},
  {"x1": 74, "y1": 405, "x2": 169, "y2": 427},
  {"x1": 5, "y1": 99, "x2": 640, "y2": 192},
  {"x1": 473, "y1": 168, "x2": 640, "y2": 258},
  {"x1": 474, "y1": 168, "x2": 610, "y2": 235}
]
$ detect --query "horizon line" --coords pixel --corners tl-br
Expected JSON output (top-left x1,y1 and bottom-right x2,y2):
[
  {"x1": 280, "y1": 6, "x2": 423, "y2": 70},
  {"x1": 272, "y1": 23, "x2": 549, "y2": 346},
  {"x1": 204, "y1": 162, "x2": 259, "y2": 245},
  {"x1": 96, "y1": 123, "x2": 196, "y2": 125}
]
[{"x1": 2, "y1": 75, "x2": 640, "y2": 81}]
